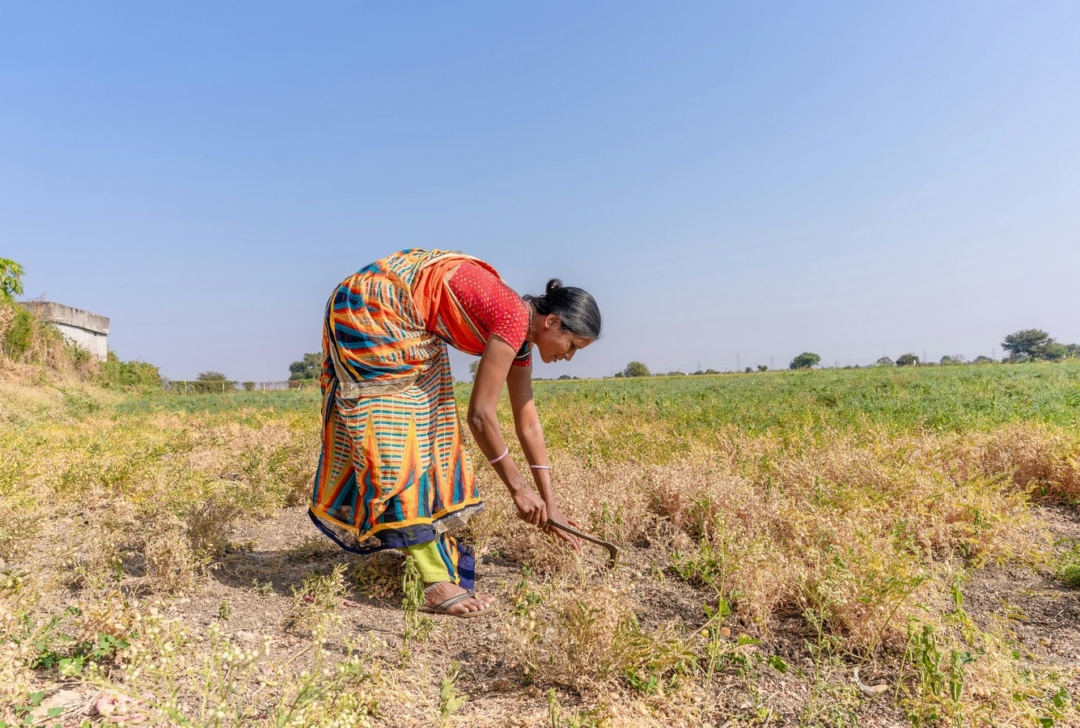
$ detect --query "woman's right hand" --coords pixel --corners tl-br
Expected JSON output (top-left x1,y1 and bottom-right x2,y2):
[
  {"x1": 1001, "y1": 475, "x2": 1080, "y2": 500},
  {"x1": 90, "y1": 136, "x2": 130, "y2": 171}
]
[{"x1": 511, "y1": 487, "x2": 547, "y2": 526}]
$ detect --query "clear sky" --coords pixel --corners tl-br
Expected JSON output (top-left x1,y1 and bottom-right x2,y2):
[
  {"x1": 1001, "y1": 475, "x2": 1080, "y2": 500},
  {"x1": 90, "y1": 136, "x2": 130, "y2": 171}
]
[{"x1": 3, "y1": 2, "x2": 1078, "y2": 380}]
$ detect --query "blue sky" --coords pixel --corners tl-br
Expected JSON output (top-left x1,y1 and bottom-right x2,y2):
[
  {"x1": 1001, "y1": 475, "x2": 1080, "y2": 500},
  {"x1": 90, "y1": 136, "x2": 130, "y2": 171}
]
[{"x1": 3, "y1": 1, "x2": 1078, "y2": 380}]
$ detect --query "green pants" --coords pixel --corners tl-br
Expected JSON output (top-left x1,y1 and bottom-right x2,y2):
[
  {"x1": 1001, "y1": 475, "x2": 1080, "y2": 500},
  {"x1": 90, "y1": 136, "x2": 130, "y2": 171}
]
[{"x1": 401, "y1": 532, "x2": 475, "y2": 588}]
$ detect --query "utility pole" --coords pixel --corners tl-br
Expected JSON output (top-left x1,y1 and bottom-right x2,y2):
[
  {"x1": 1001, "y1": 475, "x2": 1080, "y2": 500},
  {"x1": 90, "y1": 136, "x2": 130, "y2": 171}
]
[{"x1": 736, "y1": 353, "x2": 740, "y2": 371}]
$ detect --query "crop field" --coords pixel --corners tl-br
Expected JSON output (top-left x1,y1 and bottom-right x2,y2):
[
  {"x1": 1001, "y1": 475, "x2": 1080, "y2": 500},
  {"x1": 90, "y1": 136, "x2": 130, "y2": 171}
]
[{"x1": 2, "y1": 362, "x2": 1079, "y2": 726}]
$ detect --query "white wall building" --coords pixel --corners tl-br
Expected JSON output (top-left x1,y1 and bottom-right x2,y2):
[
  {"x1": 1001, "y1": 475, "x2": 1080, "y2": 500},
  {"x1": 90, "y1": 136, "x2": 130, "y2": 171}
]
[{"x1": 24, "y1": 302, "x2": 110, "y2": 361}]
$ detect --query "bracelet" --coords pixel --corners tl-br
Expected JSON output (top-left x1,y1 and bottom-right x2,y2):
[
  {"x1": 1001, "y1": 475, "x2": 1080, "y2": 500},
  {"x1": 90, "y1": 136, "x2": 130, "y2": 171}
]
[
  {"x1": 488, "y1": 447, "x2": 509, "y2": 465},
  {"x1": 529, "y1": 464, "x2": 550, "y2": 470}
]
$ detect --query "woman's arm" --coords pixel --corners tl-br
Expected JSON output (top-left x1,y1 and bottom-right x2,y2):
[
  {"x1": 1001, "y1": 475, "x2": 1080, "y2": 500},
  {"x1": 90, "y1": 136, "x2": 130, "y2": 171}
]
[
  {"x1": 468, "y1": 337, "x2": 547, "y2": 526},
  {"x1": 506, "y1": 361, "x2": 581, "y2": 550}
]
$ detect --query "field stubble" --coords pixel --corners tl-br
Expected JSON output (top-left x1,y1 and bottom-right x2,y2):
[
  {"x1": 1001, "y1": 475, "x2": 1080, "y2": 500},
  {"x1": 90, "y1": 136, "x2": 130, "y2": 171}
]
[{"x1": 0, "y1": 363, "x2": 1079, "y2": 726}]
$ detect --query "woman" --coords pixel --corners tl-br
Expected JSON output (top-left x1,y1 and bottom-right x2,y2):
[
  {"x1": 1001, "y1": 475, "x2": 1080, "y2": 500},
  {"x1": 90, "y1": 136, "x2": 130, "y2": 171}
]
[{"x1": 309, "y1": 249, "x2": 601, "y2": 617}]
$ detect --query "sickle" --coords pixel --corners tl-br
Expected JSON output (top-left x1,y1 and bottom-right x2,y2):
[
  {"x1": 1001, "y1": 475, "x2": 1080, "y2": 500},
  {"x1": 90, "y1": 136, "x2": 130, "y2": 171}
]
[{"x1": 546, "y1": 520, "x2": 620, "y2": 569}]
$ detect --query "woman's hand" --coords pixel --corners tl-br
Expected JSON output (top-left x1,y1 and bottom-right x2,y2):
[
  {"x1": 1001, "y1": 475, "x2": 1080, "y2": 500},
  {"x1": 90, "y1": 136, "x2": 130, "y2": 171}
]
[
  {"x1": 511, "y1": 487, "x2": 547, "y2": 526},
  {"x1": 543, "y1": 503, "x2": 581, "y2": 552}
]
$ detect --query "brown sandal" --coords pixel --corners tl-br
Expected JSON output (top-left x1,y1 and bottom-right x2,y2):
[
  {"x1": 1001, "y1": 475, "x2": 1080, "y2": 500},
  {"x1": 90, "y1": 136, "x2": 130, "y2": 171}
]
[{"x1": 420, "y1": 589, "x2": 494, "y2": 618}]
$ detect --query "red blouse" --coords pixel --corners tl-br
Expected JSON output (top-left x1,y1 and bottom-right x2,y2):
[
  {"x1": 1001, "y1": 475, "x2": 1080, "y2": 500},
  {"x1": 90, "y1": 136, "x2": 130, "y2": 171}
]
[{"x1": 414, "y1": 259, "x2": 532, "y2": 367}]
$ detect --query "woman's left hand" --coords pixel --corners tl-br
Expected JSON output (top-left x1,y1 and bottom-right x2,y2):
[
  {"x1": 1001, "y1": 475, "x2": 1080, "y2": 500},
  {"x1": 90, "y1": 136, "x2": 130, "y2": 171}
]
[{"x1": 543, "y1": 503, "x2": 581, "y2": 552}]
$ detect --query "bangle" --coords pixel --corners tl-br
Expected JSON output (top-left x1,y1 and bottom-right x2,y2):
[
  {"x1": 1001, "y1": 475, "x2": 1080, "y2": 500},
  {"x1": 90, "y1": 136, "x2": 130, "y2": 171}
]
[
  {"x1": 488, "y1": 447, "x2": 509, "y2": 465},
  {"x1": 529, "y1": 464, "x2": 550, "y2": 470}
]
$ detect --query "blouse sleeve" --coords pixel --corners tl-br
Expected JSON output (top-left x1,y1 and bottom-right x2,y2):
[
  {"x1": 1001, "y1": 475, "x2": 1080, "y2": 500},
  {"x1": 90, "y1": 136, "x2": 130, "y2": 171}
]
[{"x1": 448, "y1": 262, "x2": 532, "y2": 367}]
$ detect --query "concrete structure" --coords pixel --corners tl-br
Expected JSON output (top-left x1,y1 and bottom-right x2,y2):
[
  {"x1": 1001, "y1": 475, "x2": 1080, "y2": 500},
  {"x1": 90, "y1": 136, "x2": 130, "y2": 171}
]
[{"x1": 24, "y1": 302, "x2": 110, "y2": 361}]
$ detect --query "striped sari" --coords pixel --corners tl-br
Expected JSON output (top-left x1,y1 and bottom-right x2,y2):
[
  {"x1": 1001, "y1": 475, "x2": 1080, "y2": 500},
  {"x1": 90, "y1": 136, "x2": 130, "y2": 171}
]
[{"x1": 309, "y1": 249, "x2": 492, "y2": 587}]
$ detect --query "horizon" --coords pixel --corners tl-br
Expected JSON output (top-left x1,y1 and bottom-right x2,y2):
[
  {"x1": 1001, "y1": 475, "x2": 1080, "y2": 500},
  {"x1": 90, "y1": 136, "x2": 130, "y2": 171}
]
[{"x1": 4, "y1": 2, "x2": 1078, "y2": 381}]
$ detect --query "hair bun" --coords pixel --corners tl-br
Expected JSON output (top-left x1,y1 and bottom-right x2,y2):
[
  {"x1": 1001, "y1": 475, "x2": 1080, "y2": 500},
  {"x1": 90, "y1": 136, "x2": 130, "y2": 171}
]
[{"x1": 545, "y1": 278, "x2": 563, "y2": 294}]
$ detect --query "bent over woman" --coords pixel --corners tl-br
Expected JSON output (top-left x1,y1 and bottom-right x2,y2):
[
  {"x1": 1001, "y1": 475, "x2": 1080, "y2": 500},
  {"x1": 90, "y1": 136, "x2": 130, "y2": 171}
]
[{"x1": 309, "y1": 249, "x2": 601, "y2": 617}]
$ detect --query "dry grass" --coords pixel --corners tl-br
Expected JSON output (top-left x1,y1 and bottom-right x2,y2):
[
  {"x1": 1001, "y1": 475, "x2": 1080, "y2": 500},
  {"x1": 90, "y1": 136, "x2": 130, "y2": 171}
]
[{"x1": 0, "y1": 369, "x2": 1078, "y2": 726}]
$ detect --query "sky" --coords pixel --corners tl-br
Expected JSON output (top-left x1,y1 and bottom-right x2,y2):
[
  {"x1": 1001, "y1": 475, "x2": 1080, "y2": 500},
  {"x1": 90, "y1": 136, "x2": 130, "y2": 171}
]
[{"x1": 2, "y1": 1, "x2": 1078, "y2": 381}]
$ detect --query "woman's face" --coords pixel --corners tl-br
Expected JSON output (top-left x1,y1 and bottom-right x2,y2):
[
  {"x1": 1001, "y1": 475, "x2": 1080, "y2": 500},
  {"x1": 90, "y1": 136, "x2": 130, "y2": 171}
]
[{"x1": 532, "y1": 313, "x2": 593, "y2": 364}]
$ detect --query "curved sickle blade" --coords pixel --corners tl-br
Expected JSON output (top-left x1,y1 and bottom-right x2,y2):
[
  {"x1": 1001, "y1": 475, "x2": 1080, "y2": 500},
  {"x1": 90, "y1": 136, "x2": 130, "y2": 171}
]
[{"x1": 546, "y1": 520, "x2": 620, "y2": 569}]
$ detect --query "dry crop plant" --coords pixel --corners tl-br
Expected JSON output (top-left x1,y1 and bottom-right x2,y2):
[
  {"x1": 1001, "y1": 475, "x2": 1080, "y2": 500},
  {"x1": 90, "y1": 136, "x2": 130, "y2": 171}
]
[{"x1": 0, "y1": 363, "x2": 1078, "y2": 725}]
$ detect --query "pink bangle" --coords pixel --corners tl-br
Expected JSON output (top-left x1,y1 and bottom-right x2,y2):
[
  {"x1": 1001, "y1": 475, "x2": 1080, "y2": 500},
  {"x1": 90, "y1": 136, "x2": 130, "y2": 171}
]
[
  {"x1": 529, "y1": 464, "x2": 550, "y2": 470},
  {"x1": 488, "y1": 447, "x2": 509, "y2": 465}
]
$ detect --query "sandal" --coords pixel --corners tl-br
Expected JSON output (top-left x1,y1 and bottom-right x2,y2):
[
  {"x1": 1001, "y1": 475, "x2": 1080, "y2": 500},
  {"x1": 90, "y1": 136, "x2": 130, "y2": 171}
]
[{"x1": 420, "y1": 589, "x2": 494, "y2": 618}]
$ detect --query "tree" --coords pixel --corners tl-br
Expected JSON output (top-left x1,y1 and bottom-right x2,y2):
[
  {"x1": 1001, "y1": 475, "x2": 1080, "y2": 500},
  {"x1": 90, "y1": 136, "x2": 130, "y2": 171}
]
[
  {"x1": 289, "y1": 352, "x2": 322, "y2": 380},
  {"x1": 197, "y1": 371, "x2": 228, "y2": 381},
  {"x1": 789, "y1": 352, "x2": 820, "y2": 370},
  {"x1": 757, "y1": 365, "x2": 768, "y2": 372},
  {"x1": 623, "y1": 361, "x2": 650, "y2": 377},
  {"x1": 876, "y1": 357, "x2": 894, "y2": 367},
  {"x1": 896, "y1": 353, "x2": 919, "y2": 367},
  {"x1": 0, "y1": 258, "x2": 24, "y2": 301},
  {"x1": 973, "y1": 355, "x2": 996, "y2": 365},
  {"x1": 468, "y1": 360, "x2": 480, "y2": 381},
  {"x1": 1001, "y1": 329, "x2": 1056, "y2": 362},
  {"x1": 940, "y1": 355, "x2": 965, "y2": 366},
  {"x1": 1067, "y1": 344, "x2": 1080, "y2": 359}
]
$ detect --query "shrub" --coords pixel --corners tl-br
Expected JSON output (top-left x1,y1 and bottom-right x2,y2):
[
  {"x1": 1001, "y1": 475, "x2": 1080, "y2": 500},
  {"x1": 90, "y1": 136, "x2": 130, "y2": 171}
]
[{"x1": 98, "y1": 352, "x2": 162, "y2": 390}]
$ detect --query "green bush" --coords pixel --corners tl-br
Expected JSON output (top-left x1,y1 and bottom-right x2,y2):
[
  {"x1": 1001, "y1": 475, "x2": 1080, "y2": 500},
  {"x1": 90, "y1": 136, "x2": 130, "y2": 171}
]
[
  {"x1": 1, "y1": 303, "x2": 36, "y2": 358},
  {"x1": 98, "y1": 352, "x2": 162, "y2": 390}
]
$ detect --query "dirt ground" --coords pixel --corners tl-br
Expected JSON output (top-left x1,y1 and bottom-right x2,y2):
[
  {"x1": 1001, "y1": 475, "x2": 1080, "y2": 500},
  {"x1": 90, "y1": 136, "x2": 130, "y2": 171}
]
[{"x1": 24, "y1": 504, "x2": 1080, "y2": 727}]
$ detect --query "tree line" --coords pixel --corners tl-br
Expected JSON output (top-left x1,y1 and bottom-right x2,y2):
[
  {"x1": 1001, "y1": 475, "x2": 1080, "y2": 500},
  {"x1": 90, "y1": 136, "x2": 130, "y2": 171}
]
[{"x1": 614, "y1": 329, "x2": 1079, "y2": 378}]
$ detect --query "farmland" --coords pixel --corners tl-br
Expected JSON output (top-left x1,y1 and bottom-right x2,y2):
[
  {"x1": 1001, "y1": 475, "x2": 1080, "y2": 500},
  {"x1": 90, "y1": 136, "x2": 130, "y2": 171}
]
[{"x1": 1, "y1": 362, "x2": 1079, "y2": 726}]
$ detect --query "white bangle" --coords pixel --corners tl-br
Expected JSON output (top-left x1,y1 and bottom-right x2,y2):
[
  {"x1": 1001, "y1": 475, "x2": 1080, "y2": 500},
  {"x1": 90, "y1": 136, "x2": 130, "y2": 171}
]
[{"x1": 529, "y1": 464, "x2": 550, "y2": 470}]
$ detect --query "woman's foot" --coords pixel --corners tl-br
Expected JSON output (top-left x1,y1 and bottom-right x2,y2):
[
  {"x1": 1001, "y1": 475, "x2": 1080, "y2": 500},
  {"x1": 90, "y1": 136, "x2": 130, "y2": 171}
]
[{"x1": 421, "y1": 581, "x2": 495, "y2": 617}]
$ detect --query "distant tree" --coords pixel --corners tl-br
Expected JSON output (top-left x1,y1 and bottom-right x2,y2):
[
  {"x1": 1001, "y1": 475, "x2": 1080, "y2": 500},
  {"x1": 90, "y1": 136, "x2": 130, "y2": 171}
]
[
  {"x1": 940, "y1": 355, "x2": 965, "y2": 366},
  {"x1": 705, "y1": 369, "x2": 718, "y2": 375},
  {"x1": 875, "y1": 357, "x2": 894, "y2": 367},
  {"x1": 613, "y1": 371, "x2": 624, "y2": 378},
  {"x1": 1001, "y1": 329, "x2": 1056, "y2": 362},
  {"x1": 0, "y1": 258, "x2": 24, "y2": 301},
  {"x1": 1067, "y1": 344, "x2": 1080, "y2": 359},
  {"x1": 757, "y1": 365, "x2": 768, "y2": 372},
  {"x1": 197, "y1": 371, "x2": 228, "y2": 381},
  {"x1": 289, "y1": 352, "x2": 322, "y2": 380},
  {"x1": 896, "y1": 353, "x2": 919, "y2": 367},
  {"x1": 973, "y1": 355, "x2": 996, "y2": 364},
  {"x1": 558, "y1": 374, "x2": 572, "y2": 380},
  {"x1": 789, "y1": 352, "x2": 820, "y2": 370},
  {"x1": 469, "y1": 360, "x2": 480, "y2": 381},
  {"x1": 744, "y1": 367, "x2": 753, "y2": 373},
  {"x1": 623, "y1": 361, "x2": 650, "y2": 378},
  {"x1": 1043, "y1": 343, "x2": 1068, "y2": 361}
]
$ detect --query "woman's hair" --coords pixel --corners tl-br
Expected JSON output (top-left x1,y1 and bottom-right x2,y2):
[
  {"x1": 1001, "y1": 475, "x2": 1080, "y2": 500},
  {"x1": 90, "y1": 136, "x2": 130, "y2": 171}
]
[{"x1": 523, "y1": 279, "x2": 602, "y2": 340}]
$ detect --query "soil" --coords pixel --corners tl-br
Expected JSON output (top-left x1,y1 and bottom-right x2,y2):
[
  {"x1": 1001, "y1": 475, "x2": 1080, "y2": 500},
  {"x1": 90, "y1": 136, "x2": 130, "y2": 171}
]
[
  {"x1": 962, "y1": 506, "x2": 1080, "y2": 667},
  {"x1": 27, "y1": 505, "x2": 1080, "y2": 727}
]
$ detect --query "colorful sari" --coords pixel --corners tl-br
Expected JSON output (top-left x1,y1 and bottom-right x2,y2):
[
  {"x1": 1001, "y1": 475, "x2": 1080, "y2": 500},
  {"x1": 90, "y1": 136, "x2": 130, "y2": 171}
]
[{"x1": 309, "y1": 249, "x2": 502, "y2": 587}]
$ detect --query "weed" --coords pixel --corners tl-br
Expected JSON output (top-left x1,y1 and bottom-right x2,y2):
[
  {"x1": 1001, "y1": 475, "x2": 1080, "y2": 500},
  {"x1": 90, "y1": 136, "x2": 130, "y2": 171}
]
[
  {"x1": 284, "y1": 564, "x2": 347, "y2": 636},
  {"x1": 439, "y1": 660, "x2": 467, "y2": 726},
  {"x1": 401, "y1": 556, "x2": 433, "y2": 653},
  {"x1": 1054, "y1": 538, "x2": 1080, "y2": 587},
  {"x1": 251, "y1": 579, "x2": 274, "y2": 596}
]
